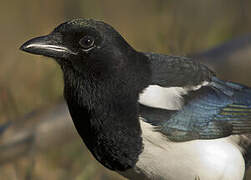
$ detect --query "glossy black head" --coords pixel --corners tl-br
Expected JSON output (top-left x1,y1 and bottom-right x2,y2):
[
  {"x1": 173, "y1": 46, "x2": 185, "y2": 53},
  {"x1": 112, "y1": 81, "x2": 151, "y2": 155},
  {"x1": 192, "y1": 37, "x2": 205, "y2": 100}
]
[{"x1": 20, "y1": 18, "x2": 140, "y2": 77}]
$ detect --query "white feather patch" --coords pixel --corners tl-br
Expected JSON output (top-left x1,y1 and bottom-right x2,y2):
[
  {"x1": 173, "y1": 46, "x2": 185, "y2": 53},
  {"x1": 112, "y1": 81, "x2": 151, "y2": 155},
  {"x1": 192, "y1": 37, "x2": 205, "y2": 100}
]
[
  {"x1": 139, "y1": 85, "x2": 187, "y2": 110},
  {"x1": 139, "y1": 81, "x2": 209, "y2": 110},
  {"x1": 126, "y1": 119, "x2": 245, "y2": 180}
]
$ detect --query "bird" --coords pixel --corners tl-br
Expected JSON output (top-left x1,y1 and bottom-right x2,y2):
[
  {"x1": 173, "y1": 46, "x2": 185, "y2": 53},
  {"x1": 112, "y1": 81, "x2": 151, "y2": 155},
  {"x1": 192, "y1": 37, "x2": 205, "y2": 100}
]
[{"x1": 20, "y1": 18, "x2": 251, "y2": 180}]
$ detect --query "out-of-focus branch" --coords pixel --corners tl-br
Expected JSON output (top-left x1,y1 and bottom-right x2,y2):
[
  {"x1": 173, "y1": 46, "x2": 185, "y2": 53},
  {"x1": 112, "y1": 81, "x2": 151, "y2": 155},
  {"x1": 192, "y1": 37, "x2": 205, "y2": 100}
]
[
  {"x1": 0, "y1": 101, "x2": 78, "y2": 165},
  {"x1": 1, "y1": 34, "x2": 251, "y2": 165}
]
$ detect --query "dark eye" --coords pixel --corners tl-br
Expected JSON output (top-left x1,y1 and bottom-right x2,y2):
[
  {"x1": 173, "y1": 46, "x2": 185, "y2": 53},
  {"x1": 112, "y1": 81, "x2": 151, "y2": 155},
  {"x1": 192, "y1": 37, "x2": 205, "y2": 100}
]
[{"x1": 79, "y1": 36, "x2": 95, "y2": 49}]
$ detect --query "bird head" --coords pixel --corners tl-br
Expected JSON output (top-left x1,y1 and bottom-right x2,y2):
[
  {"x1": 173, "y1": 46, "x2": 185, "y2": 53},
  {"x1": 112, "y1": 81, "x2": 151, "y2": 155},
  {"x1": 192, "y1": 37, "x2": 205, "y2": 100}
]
[
  {"x1": 20, "y1": 18, "x2": 151, "y2": 101},
  {"x1": 21, "y1": 19, "x2": 148, "y2": 76}
]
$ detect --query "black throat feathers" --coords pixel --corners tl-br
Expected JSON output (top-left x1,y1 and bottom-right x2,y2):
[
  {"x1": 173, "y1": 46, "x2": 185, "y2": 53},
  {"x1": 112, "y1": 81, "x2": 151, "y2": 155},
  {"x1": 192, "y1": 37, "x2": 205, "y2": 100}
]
[{"x1": 61, "y1": 52, "x2": 151, "y2": 171}]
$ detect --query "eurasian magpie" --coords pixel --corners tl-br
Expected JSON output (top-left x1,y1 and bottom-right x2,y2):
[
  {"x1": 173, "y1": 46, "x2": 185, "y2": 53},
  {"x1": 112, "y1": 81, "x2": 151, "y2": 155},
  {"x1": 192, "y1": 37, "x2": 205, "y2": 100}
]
[{"x1": 20, "y1": 18, "x2": 251, "y2": 180}]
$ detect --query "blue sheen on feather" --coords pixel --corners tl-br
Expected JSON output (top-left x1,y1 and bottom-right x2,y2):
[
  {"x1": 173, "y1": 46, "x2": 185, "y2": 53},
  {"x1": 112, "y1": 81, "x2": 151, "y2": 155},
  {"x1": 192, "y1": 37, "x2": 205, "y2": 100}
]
[{"x1": 151, "y1": 77, "x2": 251, "y2": 141}]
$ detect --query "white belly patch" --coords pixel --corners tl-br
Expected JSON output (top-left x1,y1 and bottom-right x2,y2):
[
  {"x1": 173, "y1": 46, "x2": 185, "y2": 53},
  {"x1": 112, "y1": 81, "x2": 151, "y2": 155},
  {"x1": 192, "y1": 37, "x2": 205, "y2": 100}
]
[{"x1": 131, "y1": 120, "x2": 245, "y2": 180}]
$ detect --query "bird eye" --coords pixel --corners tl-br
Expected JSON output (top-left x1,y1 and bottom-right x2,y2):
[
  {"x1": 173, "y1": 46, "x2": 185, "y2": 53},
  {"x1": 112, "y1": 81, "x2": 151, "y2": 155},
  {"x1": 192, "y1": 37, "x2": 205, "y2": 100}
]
[{"x1": 79, "y1": 36, "x2": 95, "y2": 50}]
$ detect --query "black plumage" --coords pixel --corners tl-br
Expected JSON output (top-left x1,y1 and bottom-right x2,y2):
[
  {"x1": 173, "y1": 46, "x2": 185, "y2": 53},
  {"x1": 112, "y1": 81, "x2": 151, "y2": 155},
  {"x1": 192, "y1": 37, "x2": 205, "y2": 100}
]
[{"x1": 144, "y1": 52, "x2": 214, "y2": 87}]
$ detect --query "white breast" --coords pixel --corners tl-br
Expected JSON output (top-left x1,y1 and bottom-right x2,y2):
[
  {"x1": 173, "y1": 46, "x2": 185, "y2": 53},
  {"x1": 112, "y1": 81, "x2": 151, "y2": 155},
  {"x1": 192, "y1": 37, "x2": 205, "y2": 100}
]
[{"x1": 128, "y1": 120, "x2": 245, "y2": 180}]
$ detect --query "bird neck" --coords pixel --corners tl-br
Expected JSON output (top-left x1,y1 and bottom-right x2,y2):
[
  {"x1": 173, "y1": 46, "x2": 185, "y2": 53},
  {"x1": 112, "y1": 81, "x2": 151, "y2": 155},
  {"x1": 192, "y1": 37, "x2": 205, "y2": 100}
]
[{"x1": 61, "y1": 55, "x2": 151, "y2": 171}]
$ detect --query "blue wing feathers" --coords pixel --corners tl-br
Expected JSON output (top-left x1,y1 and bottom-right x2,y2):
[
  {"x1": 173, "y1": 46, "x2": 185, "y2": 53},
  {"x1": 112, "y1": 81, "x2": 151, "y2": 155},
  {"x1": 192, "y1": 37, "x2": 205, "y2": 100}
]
[{"x1": 148, "y1": 77, "x2": 251, "y2": 141}]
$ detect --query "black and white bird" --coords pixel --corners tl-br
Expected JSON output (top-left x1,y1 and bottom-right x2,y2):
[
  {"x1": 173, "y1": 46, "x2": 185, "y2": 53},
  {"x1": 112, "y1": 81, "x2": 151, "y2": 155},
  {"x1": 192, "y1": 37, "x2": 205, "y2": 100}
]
[{"x1": 20, "y1": 18, "x2": 251, "y2": 180}]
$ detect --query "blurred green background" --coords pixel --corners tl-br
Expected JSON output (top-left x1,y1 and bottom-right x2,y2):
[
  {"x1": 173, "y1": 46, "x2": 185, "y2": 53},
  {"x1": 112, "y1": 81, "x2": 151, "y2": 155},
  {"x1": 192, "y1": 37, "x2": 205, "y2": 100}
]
[{"x1": 1, "y1": 0, "x2": 251, "y2": 179}]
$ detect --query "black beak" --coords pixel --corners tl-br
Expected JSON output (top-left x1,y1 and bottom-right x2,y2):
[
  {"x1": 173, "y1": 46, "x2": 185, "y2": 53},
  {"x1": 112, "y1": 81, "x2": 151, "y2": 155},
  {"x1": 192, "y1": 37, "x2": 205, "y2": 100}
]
[{"x1": 20, "y1": 35, "x2": 76, "y2": 58}]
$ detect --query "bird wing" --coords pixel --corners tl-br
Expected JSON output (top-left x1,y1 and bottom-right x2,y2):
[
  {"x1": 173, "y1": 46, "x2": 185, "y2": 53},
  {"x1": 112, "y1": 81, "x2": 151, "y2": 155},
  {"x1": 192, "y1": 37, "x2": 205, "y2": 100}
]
[
  {"x1": 140, "y1": 77, "x2": 251, "y2": 142},
  {"x1": 140, "y1": 52, "x2": 251, "y2": 142}
]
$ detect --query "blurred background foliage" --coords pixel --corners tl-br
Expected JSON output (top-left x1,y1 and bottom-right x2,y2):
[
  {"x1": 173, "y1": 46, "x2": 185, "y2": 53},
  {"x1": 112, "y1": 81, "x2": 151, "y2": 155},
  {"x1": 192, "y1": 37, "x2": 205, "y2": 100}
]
[{"x1": 0, "y1": 0, "x2": 251, "y2": 179}]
